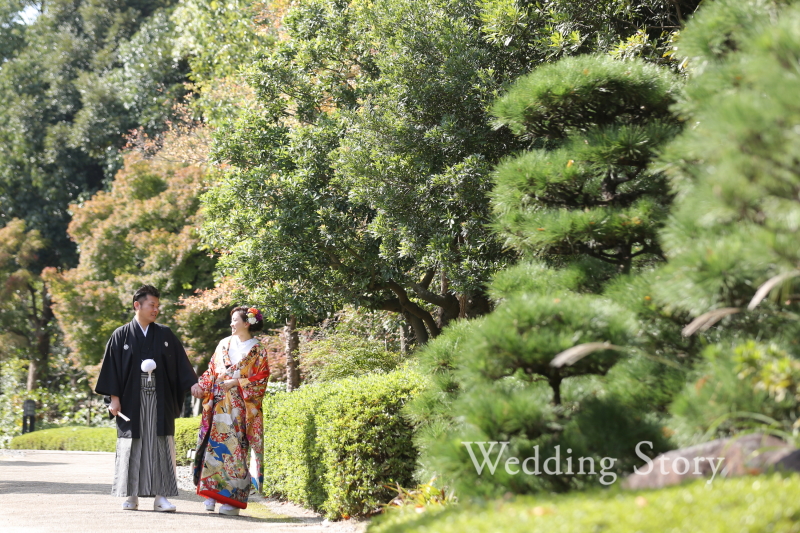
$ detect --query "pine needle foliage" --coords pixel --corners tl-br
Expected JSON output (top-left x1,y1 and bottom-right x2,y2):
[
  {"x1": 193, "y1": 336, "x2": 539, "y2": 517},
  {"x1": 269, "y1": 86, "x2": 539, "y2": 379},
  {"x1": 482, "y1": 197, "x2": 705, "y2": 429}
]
[
  {"x1": 404, "y1": 54, "x2": 687, "y2": 498},
  {"x1": 491, "y1": 55, "x2": 681, "y2": 274},
  {"x1": 656, "y1": 0, "x2": 800, "y2": 314},
  {"x1": 652, "y1": 0, "x2": 800, "y2": 443}
]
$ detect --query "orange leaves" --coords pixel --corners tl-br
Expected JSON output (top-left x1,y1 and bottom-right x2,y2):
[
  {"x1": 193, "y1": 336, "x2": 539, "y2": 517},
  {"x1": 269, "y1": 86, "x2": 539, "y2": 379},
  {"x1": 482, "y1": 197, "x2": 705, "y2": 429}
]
[{"x1": 0, "y1": 219, "x2": 45, "y2": 272}]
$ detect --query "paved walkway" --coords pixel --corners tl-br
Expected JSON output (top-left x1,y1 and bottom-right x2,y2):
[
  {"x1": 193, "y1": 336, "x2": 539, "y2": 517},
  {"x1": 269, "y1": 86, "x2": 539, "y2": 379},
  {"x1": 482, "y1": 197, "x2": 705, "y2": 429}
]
[{"x1": 0, "y1": 450, "x2": 367, "y2": 533}]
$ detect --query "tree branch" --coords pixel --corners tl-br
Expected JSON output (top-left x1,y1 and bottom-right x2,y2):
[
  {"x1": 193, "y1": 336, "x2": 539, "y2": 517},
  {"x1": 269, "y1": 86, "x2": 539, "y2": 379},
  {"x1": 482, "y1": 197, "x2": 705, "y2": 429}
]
[
  {"x1": 411, "y1": 283, "x2": 452, "y2": 308},
  {"x1": 419, "y1": 269, "x2": 435, "y2": 291},
  {"x1": 372, "y1": 298, "x2": 403, "y2": 313},
  {"x1": 27, "y1": 282, "x2": 38, "y2": 321},
  {"x1": 386, "y1": 280, "x2": 441, "y2": 338}
]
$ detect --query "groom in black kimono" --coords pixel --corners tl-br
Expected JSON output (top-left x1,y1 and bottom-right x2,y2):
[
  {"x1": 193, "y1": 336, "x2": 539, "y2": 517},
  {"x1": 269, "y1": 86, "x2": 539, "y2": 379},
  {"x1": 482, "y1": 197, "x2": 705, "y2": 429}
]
[{"x1": 95, "y1": 284, "x2": 197, "y2": 512}]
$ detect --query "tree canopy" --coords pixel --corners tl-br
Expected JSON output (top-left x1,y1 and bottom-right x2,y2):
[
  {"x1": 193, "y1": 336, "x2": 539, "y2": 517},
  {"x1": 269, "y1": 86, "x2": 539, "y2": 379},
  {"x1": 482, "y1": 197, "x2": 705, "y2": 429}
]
[
  {"x1": 0, "y1": 0, "x2": 189, "y2": 269},
  {"x1": 200, "y1": 0, "x2": 691, "y2": 344},
  {"x1": 47, "y1": 128, "x2": 222, "y2": 371}
]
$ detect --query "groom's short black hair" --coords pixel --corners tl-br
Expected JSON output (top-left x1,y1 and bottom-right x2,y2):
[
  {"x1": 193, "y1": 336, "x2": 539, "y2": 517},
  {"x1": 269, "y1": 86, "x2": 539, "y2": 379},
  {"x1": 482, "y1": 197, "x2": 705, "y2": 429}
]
[{"x1": 132, "y1": 284, "x2": 160, "y2": 309}]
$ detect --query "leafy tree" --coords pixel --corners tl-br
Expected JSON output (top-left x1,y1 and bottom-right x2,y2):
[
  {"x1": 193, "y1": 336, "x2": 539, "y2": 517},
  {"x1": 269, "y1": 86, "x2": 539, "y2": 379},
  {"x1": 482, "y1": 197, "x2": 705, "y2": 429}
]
[
  {"x1": 0, "y1": 219, "x2": 55, "y2": 389},
  {"x1": 0, "y1": 0, "x2": 189, "y2": 270},
  {"x1": 171, "y1": 0, "x2": 279, "y2": 126},
  {"x1": 0, "y1": 0, "x2": 29, "y2": 62},
  {"x1": 202, "y1": 0, "x2": 692, "y2": 343},
  {"x1": 0, "y1": 1, "x2": 196, "y2": 389},
  {"x1": 47, "y1": 134, "x2": 221, "y2": 372}
]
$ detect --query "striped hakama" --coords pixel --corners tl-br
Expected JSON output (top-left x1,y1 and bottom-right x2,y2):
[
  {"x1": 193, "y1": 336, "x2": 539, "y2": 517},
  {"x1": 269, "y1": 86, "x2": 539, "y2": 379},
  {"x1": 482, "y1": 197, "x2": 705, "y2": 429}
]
[{"x1": 112, "y1": 373, "x2": 179, "y2": 497}]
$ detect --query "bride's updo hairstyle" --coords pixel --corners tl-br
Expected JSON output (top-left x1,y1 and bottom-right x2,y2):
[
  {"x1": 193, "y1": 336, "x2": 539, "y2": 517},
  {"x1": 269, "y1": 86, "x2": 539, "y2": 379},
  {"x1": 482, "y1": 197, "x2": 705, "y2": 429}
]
[{"x1": 231, "y1": 306, "x2": 264, "y2": 333}]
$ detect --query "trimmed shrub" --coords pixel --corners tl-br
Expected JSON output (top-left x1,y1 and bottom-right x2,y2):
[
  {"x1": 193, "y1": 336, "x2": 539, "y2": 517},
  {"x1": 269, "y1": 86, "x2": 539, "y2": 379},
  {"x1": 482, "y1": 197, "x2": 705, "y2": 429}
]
[
  {"x1": 368, "y1": 474, "x2": 800, "y2": 533},
  {"x1": 262, "y1": 368, "x2": 423, "y2": 519},
  {"x1": 175, "y1": 416, "x2": 201, "y2": 465},
  {"x1": 9, "y1": 416, "x2": 201, "y2": 464},
  {"x1": 10, "y1": 426, "x2": 115, "y2": 451}
]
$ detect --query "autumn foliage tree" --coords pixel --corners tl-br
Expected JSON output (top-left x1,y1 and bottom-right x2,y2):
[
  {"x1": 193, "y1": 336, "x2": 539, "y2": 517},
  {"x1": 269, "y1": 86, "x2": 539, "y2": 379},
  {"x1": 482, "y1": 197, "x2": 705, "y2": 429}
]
[{"x1": 47, "y1": 127, "x2": 225, "y2": 374}]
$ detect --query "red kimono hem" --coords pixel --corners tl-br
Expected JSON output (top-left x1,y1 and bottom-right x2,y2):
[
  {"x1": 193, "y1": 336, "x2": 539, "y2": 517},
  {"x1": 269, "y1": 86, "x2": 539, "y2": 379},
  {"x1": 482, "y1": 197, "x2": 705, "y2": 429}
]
[{"x1": 197, "y1": 488, "x2": 248, "y2": 509}]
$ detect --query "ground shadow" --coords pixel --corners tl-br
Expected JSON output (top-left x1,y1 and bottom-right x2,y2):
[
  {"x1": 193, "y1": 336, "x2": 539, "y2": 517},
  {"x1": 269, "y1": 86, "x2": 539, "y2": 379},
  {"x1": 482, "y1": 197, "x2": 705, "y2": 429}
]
[
  {"x1": 0, "y1": 480, "x2": 110, "y2": 495},
  {"x1": 0, "y1": 461, "x2": 66, "y2": 467}
]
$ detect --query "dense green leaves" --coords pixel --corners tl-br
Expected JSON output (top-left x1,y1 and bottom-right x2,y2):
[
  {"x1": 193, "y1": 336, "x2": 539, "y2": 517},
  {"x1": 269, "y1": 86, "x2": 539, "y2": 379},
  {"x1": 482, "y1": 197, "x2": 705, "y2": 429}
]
[
  {"x1": 201, "y1": 0, "x2": 689, "y2": 344},
  {"x1": 0, "y1": 0, "x2": 189, "y2": 269},
  {"x1": 262, "y1": 369, "x2": 423, "y2": 519}
]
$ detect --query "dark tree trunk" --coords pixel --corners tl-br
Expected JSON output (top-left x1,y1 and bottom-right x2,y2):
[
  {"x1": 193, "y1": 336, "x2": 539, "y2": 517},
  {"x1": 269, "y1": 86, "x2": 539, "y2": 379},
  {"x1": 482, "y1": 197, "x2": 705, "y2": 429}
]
[
  {"x1": 407, "y1": 313, "x2": 428, "y2": 345},
  {"x1": 284, "y1": 315, "x2": 300, "y2": 391},
  {"x1": 461, "y1": 290, "x2": 492, "y2": 318},
  {"x1": 436, "y1": 272, "x2": 460, "y2": 328},
  {"x1": 26, "y1": 284, "x2": 53, "y2": 391},
  {"x1": 549, "y1": 374, "x2": 562, "y2": 406}
]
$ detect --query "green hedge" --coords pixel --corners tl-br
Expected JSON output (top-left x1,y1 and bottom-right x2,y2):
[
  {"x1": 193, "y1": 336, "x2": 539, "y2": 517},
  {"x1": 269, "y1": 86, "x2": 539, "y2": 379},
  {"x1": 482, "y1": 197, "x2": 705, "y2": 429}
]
[
  {"x1": 368, "y1": 474, "x2": 800, "y2": 533},
  {"x1": 10, "y1": 416, "x2": 201, "y2": 465},
  {"x1": 10, "y1": 426, "x2": 116, "y2": 452},
  {"x1": 174, "y1": 416, "x2": 201, "y2": 465},
  {"x1": 262, "y1": 368, "x2": 423, "y2": 519}
]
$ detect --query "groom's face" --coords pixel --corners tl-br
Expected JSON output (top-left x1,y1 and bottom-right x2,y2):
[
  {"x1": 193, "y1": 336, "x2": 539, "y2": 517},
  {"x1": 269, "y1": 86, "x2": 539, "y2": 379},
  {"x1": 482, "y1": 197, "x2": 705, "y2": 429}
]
[{"x1": 134, "y1": 295, "x2": 160, "y2": 326}]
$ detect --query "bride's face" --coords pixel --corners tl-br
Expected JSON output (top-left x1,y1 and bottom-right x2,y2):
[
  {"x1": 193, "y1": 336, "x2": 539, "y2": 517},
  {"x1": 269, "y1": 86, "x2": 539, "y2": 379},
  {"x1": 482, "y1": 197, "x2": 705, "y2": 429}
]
[{"x1": 230, "y1": 311, "x2": 249, "y2": 335}]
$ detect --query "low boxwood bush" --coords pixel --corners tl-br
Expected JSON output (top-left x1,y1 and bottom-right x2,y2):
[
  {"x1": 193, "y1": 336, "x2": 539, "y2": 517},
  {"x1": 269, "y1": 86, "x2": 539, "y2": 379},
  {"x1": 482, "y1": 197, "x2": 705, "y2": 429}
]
[
  {"x1": 262, "y1": 367, "x2": 423, "y2": 519},
  {"x1": 10, "y1": 415, "x2": 201, "y2": 464},
  {"x1": 10, "y1": 426, "x2": 115, "y2": 451},
  {"x1": 175, "y1": 416, "x2": 201, "y2": 465},
  {"x1": 369, "y1": 474, "x2": 800, "y2": 533}
]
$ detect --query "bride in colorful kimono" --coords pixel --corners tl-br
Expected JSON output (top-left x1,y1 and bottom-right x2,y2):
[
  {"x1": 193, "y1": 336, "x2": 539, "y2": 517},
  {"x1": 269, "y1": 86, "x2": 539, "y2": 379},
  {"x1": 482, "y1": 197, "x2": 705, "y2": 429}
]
[{"x1": 189, "y1": 306, "x2": 271, "y2": 516}]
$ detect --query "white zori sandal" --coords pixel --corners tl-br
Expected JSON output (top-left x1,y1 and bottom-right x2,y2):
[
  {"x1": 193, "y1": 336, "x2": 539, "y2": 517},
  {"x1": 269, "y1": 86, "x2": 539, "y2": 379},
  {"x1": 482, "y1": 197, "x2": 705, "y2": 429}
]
[
  {"x1": 153, "y1": 495, "x2": 177, "y2": 512},
  {"x1": 122, "y1": 495, "x2": 139, "y2": 510},
  {"x1": 218, "y1": 503, "x2": 240, "y2": 516},
  {"x1": 204, "y1": 498, "x2": 216, "y2": 512}
]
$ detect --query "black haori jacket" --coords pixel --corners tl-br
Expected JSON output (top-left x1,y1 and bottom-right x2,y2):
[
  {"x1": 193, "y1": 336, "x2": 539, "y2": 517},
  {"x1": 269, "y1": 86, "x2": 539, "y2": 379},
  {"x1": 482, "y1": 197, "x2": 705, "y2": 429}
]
[{"x1": 95, "y1": 320, "x2": 197, "y2": 439}]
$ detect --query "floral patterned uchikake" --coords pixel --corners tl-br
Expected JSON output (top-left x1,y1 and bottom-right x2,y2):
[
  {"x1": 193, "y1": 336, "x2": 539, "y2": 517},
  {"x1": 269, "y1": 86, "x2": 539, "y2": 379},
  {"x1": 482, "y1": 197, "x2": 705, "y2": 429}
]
[{"x1": 193, "y1": 337, "x2": 270, "y2": 509}]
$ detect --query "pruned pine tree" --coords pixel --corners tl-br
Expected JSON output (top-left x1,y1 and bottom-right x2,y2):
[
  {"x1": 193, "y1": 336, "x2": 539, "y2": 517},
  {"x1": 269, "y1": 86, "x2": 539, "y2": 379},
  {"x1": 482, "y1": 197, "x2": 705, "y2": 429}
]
[
  {"x1": 491, "y1": 55, "x2": 680, "y2": 275},
  {"x1": 405, "y1": 55, "x2": 684, "y2": 498},
  {"x1": 654, "y1": 0, "x2": 800, "y2": 441}
]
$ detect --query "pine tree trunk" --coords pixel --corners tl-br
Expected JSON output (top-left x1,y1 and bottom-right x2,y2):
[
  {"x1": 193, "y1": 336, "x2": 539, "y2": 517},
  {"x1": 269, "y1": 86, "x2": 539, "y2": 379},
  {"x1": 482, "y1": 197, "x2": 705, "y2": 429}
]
[{"x1": 284, "y1": 315, "x2": 300, "y2": 391}]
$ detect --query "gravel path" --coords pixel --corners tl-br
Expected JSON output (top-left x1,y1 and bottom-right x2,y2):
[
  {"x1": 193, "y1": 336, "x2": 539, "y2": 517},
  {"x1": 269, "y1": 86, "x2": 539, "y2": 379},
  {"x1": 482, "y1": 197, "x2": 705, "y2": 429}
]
[{"x1": 0, "y1": 450, "x2": 368, "y2": 533}]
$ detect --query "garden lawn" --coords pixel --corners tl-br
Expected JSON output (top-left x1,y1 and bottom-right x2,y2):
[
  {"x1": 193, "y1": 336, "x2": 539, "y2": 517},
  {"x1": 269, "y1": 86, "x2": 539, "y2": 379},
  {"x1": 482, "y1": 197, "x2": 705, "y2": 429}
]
[{"x1": 369, "y1": 474, "x2": 800, "y2": 533}]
